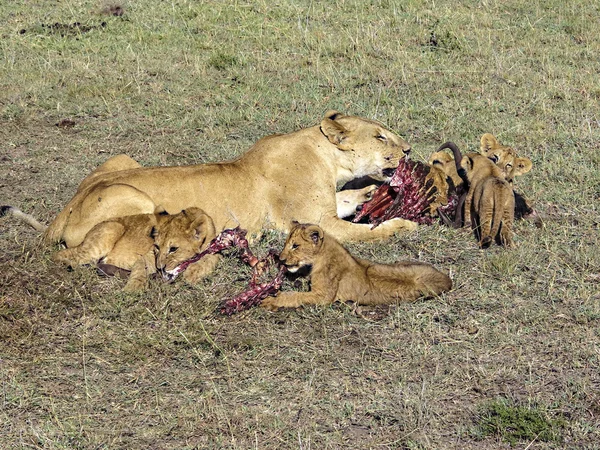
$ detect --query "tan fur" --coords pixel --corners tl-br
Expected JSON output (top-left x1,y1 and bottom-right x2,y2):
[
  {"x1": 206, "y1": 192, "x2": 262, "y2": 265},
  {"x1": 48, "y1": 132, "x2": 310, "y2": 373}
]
[
  {"x1": 335, "y1": 184, "x2": 377, "y2": 218},
  {"x1": 428, "y1": 150, "x2": 464, "y2": 189},
  {"x1": 52, "y1": 207, "x2": 218, "y2": 291},
  {"x1": 423, "y1": 165, "x2": 453, "y2": 215},
  {"x1": 261, "y1": 223, "x2": 452, "y2": 310},
  {"x1": 1, "y1": 206, "x2": 47, "y2": 232},
  {"x1": 479, "y1": 133, "x2": 532, "y2": 183},
  {"x1": 461, "y1": 153, "x2": 515, "y2": 248},
  {"x1": 44, "y1": 111, "x2": 417, "y2": 248}
]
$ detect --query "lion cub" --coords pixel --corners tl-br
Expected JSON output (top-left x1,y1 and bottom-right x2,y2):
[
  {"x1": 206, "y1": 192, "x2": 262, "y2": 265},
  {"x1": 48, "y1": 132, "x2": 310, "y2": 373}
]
[
  {"x1": 479, "y1": 133, "x2": 532, "y2": 183},
  {"x1": 261, "y1": 222, "x2": 452, "y2": 310},
  {"x1": 53, "y1": 207, "x2": 219, "y2": 291},
  {"x1": 460, "y1": 153, "x2": 515, "y2": 248},
  {"x1": 336, "y1": 184, "x2": 378, "y2": 218}
]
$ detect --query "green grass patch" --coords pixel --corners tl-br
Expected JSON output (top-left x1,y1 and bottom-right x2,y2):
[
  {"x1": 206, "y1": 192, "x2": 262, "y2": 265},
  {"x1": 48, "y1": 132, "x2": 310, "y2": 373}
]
[{"x1": 474, "y1": 398, "x2": 566, "y2": 445}]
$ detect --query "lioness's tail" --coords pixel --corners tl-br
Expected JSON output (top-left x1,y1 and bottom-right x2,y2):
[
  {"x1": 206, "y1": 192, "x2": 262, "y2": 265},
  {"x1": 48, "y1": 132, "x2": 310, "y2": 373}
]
[{"x1": 1, "y1": 205, "x2": 47, "y2": 232}]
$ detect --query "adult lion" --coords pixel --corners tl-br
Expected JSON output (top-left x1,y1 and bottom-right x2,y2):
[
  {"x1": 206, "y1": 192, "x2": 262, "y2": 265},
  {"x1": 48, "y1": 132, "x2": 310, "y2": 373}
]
[{"x1": 44, "y1": 111, "x2": 417, "y2": 247}]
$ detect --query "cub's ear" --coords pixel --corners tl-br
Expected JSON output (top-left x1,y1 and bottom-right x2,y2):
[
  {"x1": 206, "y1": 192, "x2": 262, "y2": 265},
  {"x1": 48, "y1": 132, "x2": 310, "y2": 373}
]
[
  {"x1": 289, "y1": 220, "x2": 302, "y2": 230},
  {"x1": 480, "y1": 133, "x2": 499, "y2": 153},
  {"x1": 513, "y1": 157, "x2": 533, "y2": 176},
  {"x1": 461, "y1": 155, "x2": 474, "y2": 172},
  {"x1": 321, "y1": 116, "x2": 352, "y2": 150},
  {"x1": 189, "y1": 212, "x2": 215, "y2": 240},
  {"x1": 304, "y1": 225, "x2": 324, "y2": 246}
]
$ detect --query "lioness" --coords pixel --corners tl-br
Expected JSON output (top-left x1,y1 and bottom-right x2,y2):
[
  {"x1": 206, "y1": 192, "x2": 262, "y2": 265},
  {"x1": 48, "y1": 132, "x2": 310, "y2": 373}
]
[
  {"x1": 44, "y1": 111, "x2": 417, "y2": 249},
  {"x1": 53, "y1": 207, "x2": 219, "y2": 291},
  {"x1": 460, "y1": 153, "x2": 515, "y2": 248},
  {"x1": 260, "y1": 222, "x2": 452, "y2": 310}
]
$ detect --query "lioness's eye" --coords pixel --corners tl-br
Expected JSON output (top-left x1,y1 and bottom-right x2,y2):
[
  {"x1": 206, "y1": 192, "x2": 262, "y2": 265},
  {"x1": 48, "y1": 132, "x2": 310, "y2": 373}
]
[
  {"x1": 505, "y1": 163, "x2": 513, "y2": 169},
  {"x1": 153, "y1": 244, "x2": 160, "y2": 250},
  {"x1": 168, "y1": 246, "x2": 178, "y2": 254},
  {"x1": 376, "y1": 134, "x2": 387, "y2": 142}
]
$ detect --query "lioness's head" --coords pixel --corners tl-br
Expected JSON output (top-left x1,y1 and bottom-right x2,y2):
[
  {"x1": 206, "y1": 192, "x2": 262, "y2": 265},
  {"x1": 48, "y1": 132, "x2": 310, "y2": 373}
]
[
  {"x1": 480, "y1": 133, "x2": 532, "y2": 182},
  {"x1": 151, "y1": 207, "x2": 216, "y2": 281},
  {"x1": 320, "y1": 110, "x2": 412, "y2": 181},
  {"x1": 278, "y1": 222, "x2": 324, "y2": 273}
]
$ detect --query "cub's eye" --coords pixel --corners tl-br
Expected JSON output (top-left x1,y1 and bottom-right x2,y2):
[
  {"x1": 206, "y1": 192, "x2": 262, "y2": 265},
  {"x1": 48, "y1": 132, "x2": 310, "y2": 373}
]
[
  {"x1": 168, "y1": 246, "x2": 178, "y2": 254},
  {"x1": 291, "y1": 243, "x2": 299, "y2": 250}
]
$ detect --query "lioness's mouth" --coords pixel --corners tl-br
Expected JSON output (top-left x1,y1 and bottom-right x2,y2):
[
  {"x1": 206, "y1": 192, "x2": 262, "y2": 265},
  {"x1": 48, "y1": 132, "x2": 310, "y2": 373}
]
[{"x1": 382, "y1": 167, "x2": 396, "y2": 178}]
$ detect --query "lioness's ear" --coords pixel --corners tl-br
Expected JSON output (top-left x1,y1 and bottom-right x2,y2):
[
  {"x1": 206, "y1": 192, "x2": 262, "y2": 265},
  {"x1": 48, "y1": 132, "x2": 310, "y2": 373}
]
[
  {"x1": 480, "y1": 133, "x2": 499, "y2": 153},
  {"x1": 513, "y1": 157, "x2": 533, "y2": 176},
  {"x1": 321, "y1": 116, "x2": 352, "y2": 150},
  {"x1": 324, "y1": 110, "x2": 344, "y2": 121},
  {"x1": 154, "y1": 205, "x2": 168, "y2": 216}
]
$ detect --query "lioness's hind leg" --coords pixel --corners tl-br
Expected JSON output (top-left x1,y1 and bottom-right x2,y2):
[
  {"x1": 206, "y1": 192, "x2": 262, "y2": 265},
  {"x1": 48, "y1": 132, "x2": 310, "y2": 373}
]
[
  {"x1": 63, "y1": 184, "x2": 156, "y2": 247},
  {"x1": 53, "y1": 222, "x2": 126, "y2": 267}
]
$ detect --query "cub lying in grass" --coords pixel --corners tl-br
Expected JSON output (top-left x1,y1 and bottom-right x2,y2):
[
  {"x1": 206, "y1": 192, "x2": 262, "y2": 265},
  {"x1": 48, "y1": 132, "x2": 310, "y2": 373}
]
[
  {"x1": 53, "y1": 207, "x2": 219, "y2": 291},
  {"x1": 261, "y1": 222, "x2": 452, "y2": 310}
]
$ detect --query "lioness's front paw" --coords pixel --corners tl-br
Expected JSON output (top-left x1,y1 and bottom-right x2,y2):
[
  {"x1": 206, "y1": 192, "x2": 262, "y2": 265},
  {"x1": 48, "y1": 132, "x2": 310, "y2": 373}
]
[{"x1": 385, "y1": 218, "x2": 418, "y2": 233}]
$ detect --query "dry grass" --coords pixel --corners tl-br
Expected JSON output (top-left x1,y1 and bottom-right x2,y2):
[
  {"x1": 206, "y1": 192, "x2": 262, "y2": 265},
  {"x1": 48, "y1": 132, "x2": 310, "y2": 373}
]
[{"x1": 1, "y1": 0, "x2": 599, "y2": 448}]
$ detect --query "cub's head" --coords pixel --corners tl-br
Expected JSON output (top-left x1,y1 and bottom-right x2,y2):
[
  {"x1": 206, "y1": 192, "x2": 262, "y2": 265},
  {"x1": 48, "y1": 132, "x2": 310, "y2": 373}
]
[
  {"x1": 320, "y1": 110, "x2": 411, "y2": 181},
  {"x1": 151, "y1": 207, "x2": 216, "y2": 280},
  {"x1": 428, "y1": 150, "x2": 463, "y2": 187},
  {"x1": 278, "y1": 222, "x2": 325, "y2": 273},
  {"x1": 460, "y1": 152, "x2": 503, "y2": 181},
  {"x1": 480, "y1": 133, "x2": 532, "y2": 182}
]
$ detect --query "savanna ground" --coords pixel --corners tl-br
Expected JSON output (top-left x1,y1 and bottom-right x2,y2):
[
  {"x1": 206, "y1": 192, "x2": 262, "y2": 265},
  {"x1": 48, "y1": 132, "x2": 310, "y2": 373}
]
[{"x1": 1, "y1": 1, "x2": 599, "y2": 448}]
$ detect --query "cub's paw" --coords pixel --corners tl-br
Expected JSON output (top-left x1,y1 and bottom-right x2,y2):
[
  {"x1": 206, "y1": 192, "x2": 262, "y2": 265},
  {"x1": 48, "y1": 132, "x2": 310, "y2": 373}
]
[
  {"x1": 260, "y1": 297, "x2": 283, "y2": 311},
  {"x1": 182, "y1": 255, "x2": 219, "y2": 284},
  {"x1": 52, "y1": 250, "x2": 76, "y2": 267},
  {"x1": 123, "y1": 278, "x2": 146, "y2": 292}
]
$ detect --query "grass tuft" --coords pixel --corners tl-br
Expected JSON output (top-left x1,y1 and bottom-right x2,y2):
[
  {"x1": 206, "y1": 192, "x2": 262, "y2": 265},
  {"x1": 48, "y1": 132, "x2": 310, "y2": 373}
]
[{"x1": 474, "y1": 398, "x2": 566, "y2": 445}]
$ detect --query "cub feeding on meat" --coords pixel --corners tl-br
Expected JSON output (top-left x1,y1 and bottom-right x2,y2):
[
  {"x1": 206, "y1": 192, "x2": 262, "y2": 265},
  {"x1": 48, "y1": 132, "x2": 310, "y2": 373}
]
[
  {"x1": 335, "y1": 184, "x2": 378, "y2": 218},
  {"x1": 260, "y1": 222, "x2": 452, "y2": 310},
  {"x1": 461, "y1": 153, "x2": 515, "y2": 248},
  {"x1": 53, "y1": 207, "x2": 219, "y2": 291}
]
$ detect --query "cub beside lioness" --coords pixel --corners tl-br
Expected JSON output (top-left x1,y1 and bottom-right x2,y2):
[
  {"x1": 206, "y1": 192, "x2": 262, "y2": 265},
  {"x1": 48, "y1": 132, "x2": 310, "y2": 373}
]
[
  {"x1": 261, "y1": 222, "x2": 452, "y2": 310},
  {"x1": 53, "y1": 207, "x2": 219, "y2": 291},
  {"x1": 460, "y1": 153, "x2": 515, "y2": 248}
]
